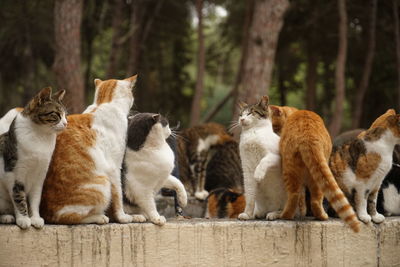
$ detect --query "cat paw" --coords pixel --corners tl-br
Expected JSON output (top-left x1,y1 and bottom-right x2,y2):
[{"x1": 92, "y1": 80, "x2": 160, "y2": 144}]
[
  {"x1": 16, "y1": 217, "x2": 31, "y2": 229},
  {"x1": 115, "y1": 213, "x2": 133, "y2": 224},
  {"x1": 238, "y1": 213, "x2": 251, "y2": 220},
  {"x1": 358, "y1": 214, "x2": 372, "y2": 224},
  {"x1": 151, "y1": 216, "x2": 166, "y2": 226},
  {"x1": 0, "y1": 215, "x2": 15, "y2": 224},
  {"x1": 372, "y1": 213, "x2": 385, "y2": 224},
  {"x1": 94, "y1": 215, "x2": 110, "y2": 225},
  {"x1": 266, "y1": 211, "x2": 281, "y2": 221},
  {"x1": 31, "y1": 217, "x2": 45, "y2": 229},
  {"x1": 132, "y1": 214, "x2": 147, "y2": 223},
  {"x1": 195, "y1": 190, "x2": 209, "y2": 200},
  {"x1": 254, "y1": 169, "x2": 266, "y2": 183}
]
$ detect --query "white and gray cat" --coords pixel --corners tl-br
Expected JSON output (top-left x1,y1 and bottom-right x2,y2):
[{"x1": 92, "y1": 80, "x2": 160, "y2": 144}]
[
  {"x1": 122, "y1": 113, "x2": 187, "y2": 225},
  {"x1": 237, "y1": 96, "x2": 286, "y2": 220},
  {"x1": 0, "y1": 87, "x2": 67, "y2": 229}
]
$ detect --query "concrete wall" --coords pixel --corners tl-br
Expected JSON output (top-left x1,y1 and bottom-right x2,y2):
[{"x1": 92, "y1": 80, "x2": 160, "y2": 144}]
[{"x1": 0, "y1": 218, "x2": 399, "y2": 267}]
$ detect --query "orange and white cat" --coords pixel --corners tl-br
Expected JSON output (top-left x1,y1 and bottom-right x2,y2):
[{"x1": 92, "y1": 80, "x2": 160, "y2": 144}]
[
  {"x1": 40, "y1": 75, "x2": 137, "y2": 224},
  {"x1": 266, "y1": 110, "x2": 361, "y2": 232},
  {"x1": 330, "y1": 109, "x2": 400, "y2": 224}
]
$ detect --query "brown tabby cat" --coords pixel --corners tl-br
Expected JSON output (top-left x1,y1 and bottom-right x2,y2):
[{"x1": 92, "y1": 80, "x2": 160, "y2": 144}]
[
  {"x1": 40, "y1": 75, "x2": 137, "y2": 224},
  {"x1": 330, "y1": 109, "x2": 400, "y2": 224},
  {"x1": 267, "y1": 110, "x2": 360, "y2": 232},
  {"x1": 177, "y1": 122, "x2": 243, "y2": 200}
]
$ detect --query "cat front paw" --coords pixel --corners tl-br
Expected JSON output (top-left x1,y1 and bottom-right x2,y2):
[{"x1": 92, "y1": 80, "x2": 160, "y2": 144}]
[
  {"x1": 372, "y1": 213, "x2": 385, "y2": 224},
  {"x1": 0, "y1": 214, "x2": 15, "y2": 224},
  {"x1": 115, "y1": 213, "x2": 133, "y2": 224},
  {"x1": 266, "y1": 211, "x2": 281, "y2": 221},
  {"x1": 132, "y1": 214, "x2": 147, "y2": 223},
  {"x1": 195, "y1": 190, "x2": 209, "y2": 200},
  {"x1": 238, "y1": 212, "x2": 251, "y2": 220},
  {"x1": 16, "y1": 217, "x2": 31, "y2": 229},
  {"x1": 94, "y1": 215, "x2": 110, "y2": 224},
  {"x1": 31, "y1": 217, "x2": 45, "y2": 229},
  {"x1": 151, "y1": 216, "x2": 166, "y2": 226},
  {"x1": 358, "y1": 213, "x2": 372, "y2": 224},
  {"x1": 254, "y1": 169, "x2": 266, "y2": 183}
]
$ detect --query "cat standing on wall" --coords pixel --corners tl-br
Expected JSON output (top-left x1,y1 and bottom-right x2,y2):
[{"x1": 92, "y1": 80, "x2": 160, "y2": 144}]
[
  {"x1": 237, "y1": 96, "x2": 287, "y2": 220},
  {"x1": 40, "y1": 76, "x2": 136, "y2": 224},
  {"x1": 0, "y1": 87, "x2": 67, "y2": 229},
  {"x1": 330, "y1": 109, "x2": 400, "y2": 224},
  {"x1": 123, "y1": 113, "x2": 187, "y2": 225}
]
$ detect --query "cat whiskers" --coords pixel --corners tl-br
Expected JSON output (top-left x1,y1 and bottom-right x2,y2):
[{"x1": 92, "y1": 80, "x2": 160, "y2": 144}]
[{"x1": 228, "y1": 121, "x2": 239, "y2": 133}]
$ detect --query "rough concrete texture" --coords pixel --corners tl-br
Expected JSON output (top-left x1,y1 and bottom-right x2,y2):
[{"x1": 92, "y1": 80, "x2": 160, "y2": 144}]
[{"x1": 0, "y1": 218, "x2": 399, "y2": 267}]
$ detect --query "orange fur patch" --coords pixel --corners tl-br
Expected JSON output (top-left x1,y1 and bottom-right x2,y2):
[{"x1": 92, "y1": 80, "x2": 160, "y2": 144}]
[
  {"x1": 15, "y1": 107, "x2": 23, "y2": 112},
  {"x1": 95, "y1": 79, "x2": 117, "y2": 105},
  {"x1": 207, "y1": 195, "x2": 218, "y2": 218},
  {"x1": 355, "y1": 152, "x2": 381, "y2": 180}
]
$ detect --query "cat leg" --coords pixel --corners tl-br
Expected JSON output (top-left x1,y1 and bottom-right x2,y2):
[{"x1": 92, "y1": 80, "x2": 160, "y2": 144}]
[
  {"x1": 162, "y1": 175, "x2": 188, "y2": 208},
  {"x1": 8, "y1": 180, "x2": 31, "y2": 229},
  {"x1": 108, "y1": 170, "x2": 133, "y2": 223},
  {"x1": 28, "y1": 178, "x2": 45, "y2": 229},
  {"x1": 238, "y1": 169, "x2": 256, "y2": 220},
  {"x1": 194, "y1": 151, "x2": 209, "y2": 200},
  {"x1": 308, "y1": 179, "x2": 328, "y2": 220},
  {"x1": 279, "y1": 168, "x2": 304, "y2": 220},
  {"x1": 133, "y1": 187, "x2": 166, "y2": 226},
  {"x1": 254, "y1": 154, "x2": 281, "y2": 183},
  {"x1": 354, "y1": 188, "x2": 371, "y2": 223},
  {"x1": 368, "y1": 189, "x2": 385, "y2": 223},
  {"x1": 81, "y1": 214, "x2": 110, "y2": 224},
  {"x1": 298, "y1": 186, "x2": 307, "y2": 217},
  {"x1": 0, "y1": 185, "x2": 15, "y2": 224}
]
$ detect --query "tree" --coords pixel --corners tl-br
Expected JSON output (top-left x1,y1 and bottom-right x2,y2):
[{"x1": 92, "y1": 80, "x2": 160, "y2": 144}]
[
  {"x1": 329, "y1": 0, "x2": 348, "y2": 137},
  {"x1": 190, "y1": 0, "x2": 206, "y2": 126},
  {"x1": 233, "y1": 0, "x2": 290, "y2": 118},
  {"x1": 53, "y1": 0, "x2": 85, "y2": 114},
  {"x1": 351, "y1": 0, "x2": 377, "y2": 128}
]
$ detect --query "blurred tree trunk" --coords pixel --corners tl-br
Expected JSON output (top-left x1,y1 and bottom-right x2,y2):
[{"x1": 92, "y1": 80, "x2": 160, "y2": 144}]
[
  {"x1": 394, "y1": 0, "x2": 400, "y2": 111},
  {"x1": 107, "y1": 0, "x2": 125, "y2": 78},
  {"x1": 232, "y1": 0, "x2": 289, "y2": 119},
  {"x1": 189, "y1": 0, "x2": 205, "y2": 126},
  {"x1": 329, "y1": 0, "x2": 348, "y2": 137},
  {"x1": 351, "y1": 0, "x2": 377, "y2": 128},
  {"x1": 53, "y1": 0, "x2": 85, "y2": 114},
  {"x1": 305, "y1": 50, "x2": 318, "y2": 111}
]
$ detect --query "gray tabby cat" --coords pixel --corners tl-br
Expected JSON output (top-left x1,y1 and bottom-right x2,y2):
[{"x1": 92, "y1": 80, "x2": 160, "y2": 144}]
[{"x1": 0, "y1": 87, "x2": 67, "y2": 229}]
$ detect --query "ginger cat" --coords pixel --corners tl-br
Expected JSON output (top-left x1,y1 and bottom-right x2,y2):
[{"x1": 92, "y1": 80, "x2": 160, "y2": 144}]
[
  {"x1": 267, "y1": 110, "x2": 361, "y2": 232},
  {"x1": 330, "y1": 109, "x2": 400, "y2": 224},
  {"x1": 40, "y1": 75, "x2": 137, "y2": 224},
  {"x1": 269, "y1": 105, "x2": 298, "y2": 135}
]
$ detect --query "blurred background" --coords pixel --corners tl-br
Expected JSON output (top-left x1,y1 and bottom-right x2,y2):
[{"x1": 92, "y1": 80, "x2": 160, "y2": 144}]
[{"x1": 0, "y1": 0, "x2": 398, "y2": 137}]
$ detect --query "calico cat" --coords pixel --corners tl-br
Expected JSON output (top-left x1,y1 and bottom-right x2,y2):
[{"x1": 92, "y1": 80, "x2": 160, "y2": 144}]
[
  {"x1": 40, "y1": 75, "x2": 136, "y2": 224},
  {"x1": 205, "y1": 188, "x2": 245, "y2": 218},
  {"x1": 0, "y1": 108, "x2": 23, "y2": 135},
  {"x1": 330, "y1": 109, "x2": 400, "y2": 224},
  {"x1": 267, "y1": 109, "x2": 361, "y2": 232},
  {"x1": 177, "y1": 122, "x2": 242, "y2": 200},
  {"x1": 0, "y1": 87, "x2": 67, "y2": 229},
  {"x1": 237, "y1": 96, "x2": 287, "y2": 220},
  {"x1": 122, "y1": 113, "x2": 187, "y2": 225}
]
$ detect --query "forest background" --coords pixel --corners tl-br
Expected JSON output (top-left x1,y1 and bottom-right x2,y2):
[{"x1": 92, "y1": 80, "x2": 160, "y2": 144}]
[{"x1": 0, "y1": 0, "x2": 398, "y2": 137}]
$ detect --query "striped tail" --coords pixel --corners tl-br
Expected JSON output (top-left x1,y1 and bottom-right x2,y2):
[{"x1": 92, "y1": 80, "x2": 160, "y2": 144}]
[{"x1": 300, "y1": 145, "x2": 361, "y2": 233}]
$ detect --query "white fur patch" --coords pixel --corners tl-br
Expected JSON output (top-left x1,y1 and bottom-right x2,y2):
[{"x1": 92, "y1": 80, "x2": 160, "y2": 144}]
[
  {"x1": 382, "y1": 184, "x2": 400, "y2": 215},
  {"x1": 197, "y1": 135, "x2": 220, "y2": 153}
]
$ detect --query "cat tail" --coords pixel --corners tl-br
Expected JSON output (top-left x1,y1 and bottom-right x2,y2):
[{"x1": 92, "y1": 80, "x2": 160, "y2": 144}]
[{"x1": 300, "y1": 145, "x2": 361, "y2": 233}]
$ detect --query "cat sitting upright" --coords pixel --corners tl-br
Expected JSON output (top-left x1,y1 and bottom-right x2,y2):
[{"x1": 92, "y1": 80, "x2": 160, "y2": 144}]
[
  {"x1": 40, "y1": 75, "x2": 136, "y2": 224},
  {"x1": 0, "y1": 87, "x2": 67, "y2": 229},
  {"x1": 330, "y1": 109, "x2": 400, "y2": 224},
  {"x1": 123, "y1": 113, "x2": 187, "y2": 225},
  {"x1": 237, "y1": 96, "x2": 287, "y2": 220}
]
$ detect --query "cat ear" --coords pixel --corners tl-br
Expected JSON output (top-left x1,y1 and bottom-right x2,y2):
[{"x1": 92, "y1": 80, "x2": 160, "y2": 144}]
[
  {"x1": 152, "y1": 114, "x2": 160, "y2": 122},
  {"x1": 125, "y1": 74, "x2": 138, "y2": 88},
  {"x1": 94, "y1": 78, "x2": 102, "y2": 87},
  {"x1": 52, "y1": 89, "x2": 66, "y2": 102},
  {"x1": 258, "y1": 95, "x2": 269, "y2": 110},
  {"x1": 269, "y1": 105, "x2": 282, "y2": 116},
  {"x1": 385, "y1": 109, "x2": 396, "y2": 115},
  {"x1": 37, "y1": 87, "x2": 52, "y2": 104}
]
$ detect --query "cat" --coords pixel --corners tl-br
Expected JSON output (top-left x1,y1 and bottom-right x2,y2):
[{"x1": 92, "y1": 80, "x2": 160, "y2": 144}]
[
  {"x1": 0, "y1": 107, "x2": 23, "y2": 135},
  {"x1": 177, "y1": 122, "x2": 242, "y2": 200},
  {"x1": 122, "y1": 112, "x2": 187, "y2": 225},
  {"x1": 266, "y1": 109, "x2": 361, "y2": 232},
  {"x1": 237, "y1": 96, "x2": 287, "y2": 220},
  {"x1": 205, "y1": 188, "x2": 245, "y2": 218},
  {"x1": 330, "y1": 109, "x2": 400, "y2": 224},
  {"x1": 269, "y1": 105, "x2": 298, "y2": 135},
  {"x1": 377, "y1": 162, "x2": 400, "y2": 216},
  {"x1": 40, "y1": 75, "x2": 137, "y2": 224},
  {"x1": 0, "y1": 87, "x2": 67, "y2": 229}
]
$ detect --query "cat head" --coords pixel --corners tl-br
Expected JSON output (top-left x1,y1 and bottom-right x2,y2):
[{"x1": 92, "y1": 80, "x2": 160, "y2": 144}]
[
  {"x1": 22, "y1": 87, "x2": 67, "y2": 132},
  {"x1": 269, "y1": 105, "x2": 299, "y2": 135},
  {"x1": 93, "y1": 74, "x2": 137, "y2": 109},
  {"x1": 238, "y1": 96, "x2": 270, "y2": 128},
  {"x1": 127, "y1": 112, "x2": 170, "y2": 151},
  {"x1": 364, "y1": 109, "x2": 400, "y2": 142}
]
